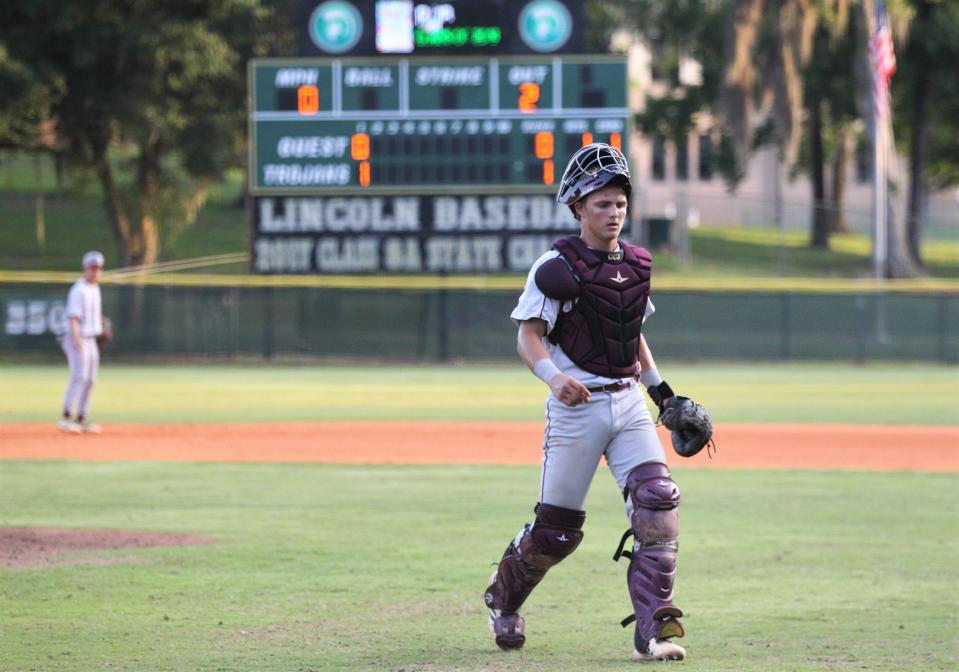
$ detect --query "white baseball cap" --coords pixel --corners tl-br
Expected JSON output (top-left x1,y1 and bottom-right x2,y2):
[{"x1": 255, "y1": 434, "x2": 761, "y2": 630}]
[{"x1": 82, "y1": 251, "x2": 105, "y2": 268}]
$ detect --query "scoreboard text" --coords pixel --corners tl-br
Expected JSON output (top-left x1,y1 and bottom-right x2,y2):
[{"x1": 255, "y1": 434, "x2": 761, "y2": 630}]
[{"x1": 249, "y1": 56, "x2": 628, "y2": 194}]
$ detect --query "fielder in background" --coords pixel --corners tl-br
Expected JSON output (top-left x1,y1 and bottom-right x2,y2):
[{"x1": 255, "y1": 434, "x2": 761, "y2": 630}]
[
  {"x1": 484, "y1": 143, "x2": 712, "y2": 662},
  {"x1": 57, "y1": 250, "x2": 108, "y2": 435}
]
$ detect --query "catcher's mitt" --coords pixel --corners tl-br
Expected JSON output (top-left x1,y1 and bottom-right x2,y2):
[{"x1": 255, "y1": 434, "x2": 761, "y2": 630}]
[
  {"x1": 97, "y1": 316, "x2": 113, "y2": 346},
  {"x1": 660, "y1": 396, "x2": 715, "y2": 458}
]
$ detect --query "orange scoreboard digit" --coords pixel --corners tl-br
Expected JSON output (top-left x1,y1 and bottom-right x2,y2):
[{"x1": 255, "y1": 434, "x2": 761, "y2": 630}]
[
  {"x1": 296, "y1": 85, "x2": 319, "y2": 115},
  {"x1": 534, "y1": 131, "x2": 554, "y2": 184},
  {"x1": 351, "y1": 133, "x2": 371, "y2": 187},
  {"x1": 518, "y1": 82, "x2": 540, "y2": 113}
]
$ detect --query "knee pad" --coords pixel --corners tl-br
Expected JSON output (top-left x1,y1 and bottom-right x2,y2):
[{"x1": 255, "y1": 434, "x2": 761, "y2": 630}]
[
  {"x1": 627, "y1": 462, "x2": 680, "y2": 544},
  {"x1": 517, "y1": 502, "x2": 586, "y2": 570}
]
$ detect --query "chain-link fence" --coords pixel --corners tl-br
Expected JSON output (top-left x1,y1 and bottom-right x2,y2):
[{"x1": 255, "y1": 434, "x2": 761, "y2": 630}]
[{"x1": 3, "y1": 282, "x2": 956, "y2": 362}]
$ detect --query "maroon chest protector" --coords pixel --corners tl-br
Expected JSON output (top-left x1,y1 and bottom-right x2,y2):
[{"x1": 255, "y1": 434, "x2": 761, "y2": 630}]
[{"x1": 534, "y1": 235, "x2": 652, "y2": 378}]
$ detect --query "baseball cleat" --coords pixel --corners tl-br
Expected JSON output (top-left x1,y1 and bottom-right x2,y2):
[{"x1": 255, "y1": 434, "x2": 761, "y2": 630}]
[
  {"x1": 57, "y1": 418, "x2": 82, "y2": 434},
  {"x1": 633, "y1": 638, "x2": 686, "y2": 662},
  {"x1": 79, "y1": 421, "x2": 102, "y2": 434}
]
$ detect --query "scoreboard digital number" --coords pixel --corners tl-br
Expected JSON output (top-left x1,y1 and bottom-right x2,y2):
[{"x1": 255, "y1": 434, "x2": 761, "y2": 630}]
[{"x1": 249, "y1": 56, "x2": 628, "y2": 194}]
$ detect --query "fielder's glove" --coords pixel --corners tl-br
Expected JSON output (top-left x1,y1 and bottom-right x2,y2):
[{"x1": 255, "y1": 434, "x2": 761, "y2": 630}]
[
  {"x1": 97, "y1": 317, "x2": 113, "y2": 346},
  {"x1": 660, "y1": 396, "x2": 715, "y2": 458}
]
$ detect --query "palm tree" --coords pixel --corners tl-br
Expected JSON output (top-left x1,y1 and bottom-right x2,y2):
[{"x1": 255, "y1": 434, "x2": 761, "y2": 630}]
[
  {"x1": 719, "y1": 0, "x2": 818, "y2": 171},
  {"x1": 719, "y1": 0, "x2": 919, "y2": 276}
]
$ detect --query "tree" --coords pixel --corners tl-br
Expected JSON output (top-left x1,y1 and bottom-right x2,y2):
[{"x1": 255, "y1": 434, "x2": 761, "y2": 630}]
[
  {"x1": 594, "y1": 1, "x2": 735, "y2": 180},
  {"x1": 894, "y1": 0, "x2": 959, "y2": 266},
  {"x1": 720, "y1": 0, "x2": 924, "y2": 276},
  {"x1": 719, "y1": 0, "x2": 818, "y2": 176},
  {"x1": 0, "y1": 43, "x2": 61, "y2": 151},
  {"x1": 0, "y1": 40, "x2": 67, "y2": 251},
  {"x1": 801, "y1": 2, "x2": 858, "y2": 248},
  {"x1": 0, "y1": 0, "x2": 269, "y2": 267},
  {"x1": 589, "y1": 0, "x2": 950, "y2": 274}
]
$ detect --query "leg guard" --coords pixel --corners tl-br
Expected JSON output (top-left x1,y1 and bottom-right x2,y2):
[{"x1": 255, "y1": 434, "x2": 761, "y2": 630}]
[
  {"x1": 485, "y1": 503, "x2": 586, "y2": 614},
  {"x1": 618, "y1": 462, "x2": 684, "y2": 650}
]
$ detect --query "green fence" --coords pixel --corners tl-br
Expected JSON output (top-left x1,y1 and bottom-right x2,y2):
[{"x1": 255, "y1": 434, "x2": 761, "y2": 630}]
[{"x1": 2, "y1": 281, "x2": 956, "y2": 362}]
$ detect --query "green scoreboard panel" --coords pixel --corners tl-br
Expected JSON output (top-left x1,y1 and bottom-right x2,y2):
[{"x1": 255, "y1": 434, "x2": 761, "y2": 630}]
[{"x1": 249, "y1": 55, "x2": 627, "y2": 194}]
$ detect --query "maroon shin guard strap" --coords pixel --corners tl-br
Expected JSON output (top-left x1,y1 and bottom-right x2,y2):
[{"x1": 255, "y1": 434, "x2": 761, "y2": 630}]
[{"x1": 535, "y1": 502, "x2": 588, "y2": 529}]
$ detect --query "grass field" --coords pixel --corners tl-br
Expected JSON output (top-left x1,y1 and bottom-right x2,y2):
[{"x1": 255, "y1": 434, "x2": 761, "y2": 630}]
[
  {"x1": 1, "y1": 364, "x2": 958, "y2": 671},
  {"x1": 1, "y1": 362, "x2": 958, "y2": 425},
  {"x1": 1, "y1": 463, "x2": 957, "y2": 671}
]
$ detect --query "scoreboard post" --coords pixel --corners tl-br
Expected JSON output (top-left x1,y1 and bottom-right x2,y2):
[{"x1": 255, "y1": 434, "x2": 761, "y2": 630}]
[{"x1": 249, "y1": 55, "x2": 629, "y2": 273}]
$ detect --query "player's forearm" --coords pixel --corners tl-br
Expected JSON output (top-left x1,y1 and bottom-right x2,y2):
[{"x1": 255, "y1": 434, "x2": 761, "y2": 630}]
[
  {"x1": 518, "y1": 319, "x2": 589, "y2": 405},
  {"x1": 639, "y1": 333, "x2": 675, "y2": 408},
  {"x1": 638, "y1": 334, "x2": 659, "y2": 382},
  {"x1": 516, "y1": 320, "x2": 563, "y2": 384},
  {"x1": 69, "y1": 317, "x2": 81, "y2": 340},
  {"x1": 517, "y1": 330, "x2": 550, "y2": 370}
]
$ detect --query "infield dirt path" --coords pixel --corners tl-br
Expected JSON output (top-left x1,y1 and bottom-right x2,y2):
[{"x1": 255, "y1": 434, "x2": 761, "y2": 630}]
[{"x1": 1, "y1": 422, "x2": 957, "y2": 471}]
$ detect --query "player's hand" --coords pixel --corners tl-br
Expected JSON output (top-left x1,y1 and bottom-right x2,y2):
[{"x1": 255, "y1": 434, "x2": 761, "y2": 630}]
[
  {"x1": 72, "y1": 336, "x2": 82, "y2": 352},
  {"x1": 549, "y1": 374, "x2": 591, "y2": 407}
]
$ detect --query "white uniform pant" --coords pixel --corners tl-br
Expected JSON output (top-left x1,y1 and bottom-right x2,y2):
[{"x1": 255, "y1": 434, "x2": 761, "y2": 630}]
[
  {"x1": 540, "y1": 384, "x2": 666, "y2": 514},
  {"x1": 61, "y1": 336, "x2": 99, "y2": 418}
]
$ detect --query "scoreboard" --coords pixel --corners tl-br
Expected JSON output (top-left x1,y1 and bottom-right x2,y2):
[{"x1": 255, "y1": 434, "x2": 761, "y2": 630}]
[{"x1": 249, "y1": 55, "x2": 628, "y2": 195}]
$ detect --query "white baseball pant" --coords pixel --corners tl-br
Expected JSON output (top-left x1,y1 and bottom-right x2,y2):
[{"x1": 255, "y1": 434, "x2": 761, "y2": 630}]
[
  {"x1": 539, "y1": 384, "x2": 666, "y2": 513},
  {"x1": 60, "y1": 336, "x2": 99, "y2": 418}
]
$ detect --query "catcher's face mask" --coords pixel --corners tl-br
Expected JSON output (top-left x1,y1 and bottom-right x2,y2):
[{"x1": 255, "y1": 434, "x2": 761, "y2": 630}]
[{"x1": 556, "y1": 143, "x2": 631, "y2": 213}]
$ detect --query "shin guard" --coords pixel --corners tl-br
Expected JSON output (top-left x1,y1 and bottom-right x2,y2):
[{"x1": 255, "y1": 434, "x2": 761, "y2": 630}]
[
  {"x1": 617, "y1": 462, "x2": 684, "y2": 648},
  {"x1": 485, "y1": 503, "x2": 586, "y2": 614}
]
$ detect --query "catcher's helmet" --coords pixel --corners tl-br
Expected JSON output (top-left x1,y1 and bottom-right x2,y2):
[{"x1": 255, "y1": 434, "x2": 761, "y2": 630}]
[{"x1": 556, "y1": 143, "x2": 631, "y2": 215}]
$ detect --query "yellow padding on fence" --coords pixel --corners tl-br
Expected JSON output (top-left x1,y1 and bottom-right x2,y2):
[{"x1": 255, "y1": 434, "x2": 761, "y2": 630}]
[{"x1": 0, "y1": 270, "x2": 956, "y2": 294}]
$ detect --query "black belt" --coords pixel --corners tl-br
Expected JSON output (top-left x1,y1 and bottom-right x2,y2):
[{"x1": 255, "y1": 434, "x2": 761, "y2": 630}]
[{"x1": 586, "y1": 374, "x2": 641, "y2": 394}]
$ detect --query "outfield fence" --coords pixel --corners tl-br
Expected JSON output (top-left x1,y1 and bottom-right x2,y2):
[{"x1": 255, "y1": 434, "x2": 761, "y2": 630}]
[{"x1": 1, "y1": 277, "x2": 956, "y2": 363}]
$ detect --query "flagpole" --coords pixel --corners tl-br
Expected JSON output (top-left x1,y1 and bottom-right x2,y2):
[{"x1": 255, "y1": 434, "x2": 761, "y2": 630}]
[
  {"x1": 874, "y1": 117, "x2": 890, "y2": 342},
  {"x1": 869, "y1": 0, "x2": 896, "y2": 280},
  {"x1": 873, "y1": 112, "x2": 887, "y2": 280},
  {"x1": 868, "y1": 0, "x2": 893, "y2": 345}
]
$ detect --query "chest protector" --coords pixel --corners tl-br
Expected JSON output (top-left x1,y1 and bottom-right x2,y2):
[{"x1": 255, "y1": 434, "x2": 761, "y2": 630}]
[{"x1": 534, "y1": 235, "x2": 652, "y2": 378}]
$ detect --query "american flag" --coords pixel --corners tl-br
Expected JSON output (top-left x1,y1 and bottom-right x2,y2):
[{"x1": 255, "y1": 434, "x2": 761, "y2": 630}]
[{"x1": 871, "y1": 0, "x2": 897, "y2": 120}]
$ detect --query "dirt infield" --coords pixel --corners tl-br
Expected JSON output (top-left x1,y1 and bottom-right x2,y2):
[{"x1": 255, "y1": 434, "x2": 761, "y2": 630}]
[{"x1": 1, "y1": 421, "x2": 957, "y2": 471}]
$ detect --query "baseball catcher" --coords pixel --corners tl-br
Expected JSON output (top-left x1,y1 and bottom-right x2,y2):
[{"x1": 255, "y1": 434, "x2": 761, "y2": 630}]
[{"x1": 485, "y1": 143, "x2": 715, "y2": 663}]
